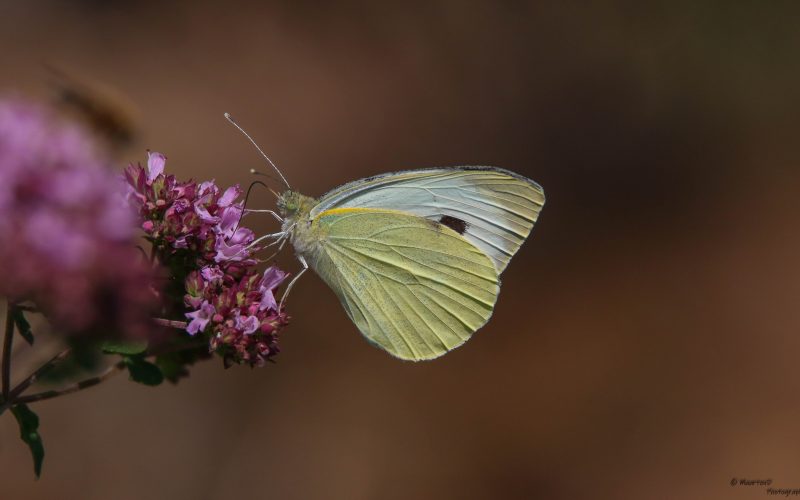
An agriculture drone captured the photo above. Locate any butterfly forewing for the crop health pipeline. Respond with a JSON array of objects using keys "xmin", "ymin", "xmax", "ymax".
[{"xmin": 310, "ymin": 167, "xmax": 545, "ymax": 273}]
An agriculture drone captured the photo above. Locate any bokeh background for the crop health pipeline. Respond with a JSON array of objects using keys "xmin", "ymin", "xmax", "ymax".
[{"xmin": 2, "ymin": 1, "xmax": 800, "ymax": 499}]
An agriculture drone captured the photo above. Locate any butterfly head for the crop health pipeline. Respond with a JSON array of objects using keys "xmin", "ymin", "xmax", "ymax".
[{"xmin": 277, "ymin": 191, "xmax": 316, "ymax": 219}]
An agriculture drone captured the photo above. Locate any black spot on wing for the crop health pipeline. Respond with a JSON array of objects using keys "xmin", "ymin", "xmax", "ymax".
[{"xmin": 439, "ymin": 215, "xmax": 469, "ymax": 235}]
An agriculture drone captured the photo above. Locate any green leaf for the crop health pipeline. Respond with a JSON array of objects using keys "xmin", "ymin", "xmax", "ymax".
[
  {"xmin": 11, "ymin": 308, "xmax": 34, "ymax": 345},
  {"xmin": 38, "ymin": 340, "xmax": 103, "ymax": 386},
  {"xmin": 11, "ymin": 404, "xmax": 44, "ymax": 478},
  {"xmin": 101, "ymin": 339, "xmax": 148, "ymax": 355},
  {"xmin": 124, "ymin": 357, "xmax": 164, "ymax": 386},
  {"xmin": 155, "ymin": 344, "xmax": 210, "ymax": 384},
  {"xmin": 155, "ymin": 354, "xmax": 188, "ymax": 384}
]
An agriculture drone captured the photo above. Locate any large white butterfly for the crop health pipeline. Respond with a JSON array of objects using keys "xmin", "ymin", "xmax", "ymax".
[{"xmin": 227, "ymin": 114, "xmax": 545, "ymax": 361}]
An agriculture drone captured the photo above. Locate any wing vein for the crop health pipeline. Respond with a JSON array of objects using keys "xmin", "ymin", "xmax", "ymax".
[{"xmin": 330, "ymin": 243, "xmax": 495, "ymax": 309}]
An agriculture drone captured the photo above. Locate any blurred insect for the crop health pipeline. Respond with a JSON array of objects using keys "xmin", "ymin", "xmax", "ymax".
[
  {"xmin": 226, "ymin": 113, "xmax": 545, "ymax": 361},
  {"xmin": 46, "ymin": 64, "xmax": 139, "ymax": 151}
]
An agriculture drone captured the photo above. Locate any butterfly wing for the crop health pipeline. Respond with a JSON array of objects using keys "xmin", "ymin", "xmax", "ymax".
[
  {"xmin": 310, "ymin": 167, "xmax": 545, "ymax": 273},
  {"xmin": 308, "ymin": 208, "xmax": 500, "ymax": 361}
]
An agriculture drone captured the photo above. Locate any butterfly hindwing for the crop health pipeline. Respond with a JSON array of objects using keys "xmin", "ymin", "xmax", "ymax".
[{"xmin": 307, "ymin": 208, "xmax": 500, "ymax": 361}]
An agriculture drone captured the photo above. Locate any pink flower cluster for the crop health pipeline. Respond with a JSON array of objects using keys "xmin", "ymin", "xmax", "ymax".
[
  {"xmin": 125, "ymin": 152, "xmax": 258, "ymax": 268},
  {"xmin": 0, "ymin": 98, "xmax": 154, "ymax": 334},
  {"xmin": 185, "ymin": 266, "xmax": 288, "ymax": 366},
  {"xmin": 125, "ymin": 153, "xmax": 290, "ymax": 366}
]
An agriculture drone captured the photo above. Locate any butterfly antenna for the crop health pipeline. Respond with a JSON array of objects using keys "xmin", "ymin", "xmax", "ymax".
[
  {"xmin": 249, "ymin": 168, "xmax": 282, "ymax": 196},
  {"xmin": 224, "ymin": 112, "xmax": 291, "ymax": 190}
]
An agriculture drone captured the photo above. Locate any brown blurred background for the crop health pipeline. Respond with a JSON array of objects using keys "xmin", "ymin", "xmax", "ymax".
[{"xmin": 2, "ymin": 1, "xmax": 800, "ymax": 499}]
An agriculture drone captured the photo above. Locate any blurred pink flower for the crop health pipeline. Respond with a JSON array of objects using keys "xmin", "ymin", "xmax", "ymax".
[{"xmin": 0, "ymin": 97, "xmax": 155, "ymax": 335}]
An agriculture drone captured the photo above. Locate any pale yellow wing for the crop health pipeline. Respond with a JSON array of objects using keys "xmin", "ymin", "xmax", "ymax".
[
  {"xmin": 310, "ymin": 167, "xmax": 545, "ymax": 273},
  {"xmin": 308, "ymin": 208, "xmax": 500, "ymax": 361}
]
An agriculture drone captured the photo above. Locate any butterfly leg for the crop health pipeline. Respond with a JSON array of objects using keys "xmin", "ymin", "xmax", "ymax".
[
  {"xmin": 245, "ymin": 209, "xmax": 283, "ymax": 223},
  {"xmin": 261, "ymin": 236, "xmax": 289, "ymax": 261},
  {"xmin": 279, "ymin": 254, "xmax": 308, "ymax": 310},
  {"xmin": 250, "ymin": 231, "xmax": 285, "ymax": 248},
  {"xmin": 273, "ymin": 222, "xmax": 295, "ymax": 253}
]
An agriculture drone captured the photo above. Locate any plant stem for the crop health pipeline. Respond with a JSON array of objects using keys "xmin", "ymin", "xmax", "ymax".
[
  {"xmin": 0, "ymin": 336, "xmax": 206, "ymax": 414},
  {"xmin": 2, "ymin": 303, "xmax": 14, "ymax": 400},
  {"xmin": 153, "ymin": 318, "xmax": 188, "ymax": 329},
  {"xmin": 10, "ymin": 349, "xmax": 72, "ymax": 399},
  {"xmin": 0, "ymin": 348, "xmax": 72, "ymax": 415},
  {"xmin": 10, "ymin": 332, "xmax": 205, "ymax": 406},
  {"xmin": 14, "ymin": 361, "xmax": 125, "ymax": 405},
  {"xmin": 0, "ymin": 319, "xmax": 206, "ymax": 414},
  {"xmin": 149, "ymin": 243, "xmax": 158, "ymax": 266}
]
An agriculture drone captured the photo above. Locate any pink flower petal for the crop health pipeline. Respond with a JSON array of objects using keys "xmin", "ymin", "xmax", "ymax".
[
  {"xmin": 218, "ymin": 185, "xmax": 241, "ymax": 207},
  {"xmin": 146, "ymin": 151, "xmax": 166, "ymax": 182}
]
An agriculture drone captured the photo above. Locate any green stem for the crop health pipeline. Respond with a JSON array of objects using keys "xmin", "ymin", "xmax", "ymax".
[
  {"xmin": 13, "ymin": 360, "xmax": 125, "ymax": 405},
  {"xmin": 149, "ymin": 243, "xmax": 159, "ymax": 267},
  {"xmin": 0, "ymin": 348, "xmax": 72, "ymax": 415},
  {"xmin": 10, "ymin": 336, "xmax": 205, "ymax": 406},
  {"xmin": 0, "ymin": 335, "xmax": 206, "ymax": 414},
  {"xmin": 2, "ymin": 303, "xmax": 14, "ymax": 399}
]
